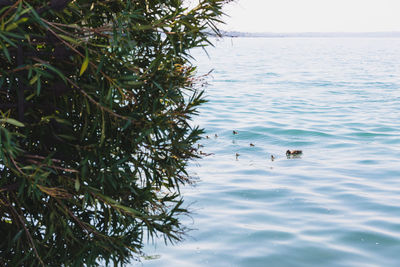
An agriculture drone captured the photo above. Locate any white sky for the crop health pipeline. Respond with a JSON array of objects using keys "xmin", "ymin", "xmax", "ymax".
[{"xmin": 222, "ymin": 0, "xmax": 400, "ymax": 32}]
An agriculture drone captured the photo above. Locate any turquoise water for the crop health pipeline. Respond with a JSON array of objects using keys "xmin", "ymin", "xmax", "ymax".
[{"xmin": 134, "ymin": 38, "xmax": 400, "ymax": 266}]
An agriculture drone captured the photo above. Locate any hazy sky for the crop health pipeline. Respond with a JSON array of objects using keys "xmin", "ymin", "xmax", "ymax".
[{"xmin": 222, "ymin": 0, "xmax": 400, "ymax": 32}]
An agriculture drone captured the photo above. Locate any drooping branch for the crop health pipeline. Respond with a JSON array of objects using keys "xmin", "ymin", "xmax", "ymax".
[{"xmin": 6, "ymin": 195, "xmax": 45, "ymax": 267}]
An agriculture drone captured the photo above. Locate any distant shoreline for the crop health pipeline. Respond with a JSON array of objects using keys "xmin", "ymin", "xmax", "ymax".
[{"xmin": 217, "ymin": 31, "xmax": 400, "ymax": 38}]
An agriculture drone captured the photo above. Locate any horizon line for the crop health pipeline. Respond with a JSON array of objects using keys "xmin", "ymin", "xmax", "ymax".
[
  {"xmin": 218, "ymin": 31, "xmax": 400, "ymax": 38},
  {"xmin": 223, "ymin": 30, "xmax": 400, "ymax": 33}
]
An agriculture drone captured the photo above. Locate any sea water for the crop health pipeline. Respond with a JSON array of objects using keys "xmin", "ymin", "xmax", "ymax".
[{"xmin": 133, "ymin": 37, "xmax": 400, "ymax": 266}]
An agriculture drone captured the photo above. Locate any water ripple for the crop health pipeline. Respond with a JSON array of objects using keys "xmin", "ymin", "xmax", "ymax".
[{"xmin": 137, "ymin": 38, "xmax": 400, "ymax": 267}]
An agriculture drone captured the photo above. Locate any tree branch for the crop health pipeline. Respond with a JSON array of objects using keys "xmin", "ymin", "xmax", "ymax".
[{"xmin": 7, "ymin": 195, "xmax": 45, "ymax": 267}]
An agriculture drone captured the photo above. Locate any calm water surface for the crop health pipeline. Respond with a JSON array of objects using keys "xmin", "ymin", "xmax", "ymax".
[{"xmin": 134, "ymin": 38, "xmax": 400, "ymax": 266}]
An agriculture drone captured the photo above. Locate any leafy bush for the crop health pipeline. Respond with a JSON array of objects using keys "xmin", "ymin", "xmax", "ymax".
[{"xmin": 0, "ymin": 0, "xmax": 227, "ymax": 265}]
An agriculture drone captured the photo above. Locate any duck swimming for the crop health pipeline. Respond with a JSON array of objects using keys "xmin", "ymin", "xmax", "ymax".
[
  {"xmin": 286, "ymin": 150, "xmax": 302, "ymax": 155},
  {"xmin": 286, "ymin": 150, "xmax": 302, "ymax": 158},
  {"xmin": 199, "ymin": 151, "xmax": 214, "ymax": 156}
]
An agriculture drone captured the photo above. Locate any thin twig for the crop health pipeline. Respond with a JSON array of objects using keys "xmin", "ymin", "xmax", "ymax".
[
  {"xmin": 25, "ymin": 159, "xmax": 79, "ymax": 173},
  {"xmin": 0, "ymin": 0, "xmax": 23, "ymax": 21},
  {"xmin": 24, "ymin": 154, "xmax": 63, "ymax": 163},
  {"xmin": 41, "ymin": 18, "xmax": 78, "ymax": 38},
  {"xmin": 42, "ymin": 19, "xmax": 112, "ymax": 35},
  {"xmin": 55, "ymin": 199, "xmax": 105, "ymax": 239},
  {"xmin": 42, "ymin": 18, "xmax": 140, "ymax": 103},
  {"xmin": 65, "ymin": 76, "xmax": 131, "ymax": 121},
  {"xmin": 7, "ymin": 195, "xmax": 45, "ymax": 267},
  {"xmin": 10, "ymin": 65, "xmax": 31, "ymax": 73},
  {"xmin": 31, "ymin": 56, "xmax": 131, "ymax": 121},
  {"xmin": 0, "ymin": 183, "xmax": 19, "ymax": 193},
  {"xmin": 10, "ymin": 155, "xmax": 26, "ymax": 176},
  {"xmin": 44, "ymin": 22, "xmax": 131, "ymax": 88}
]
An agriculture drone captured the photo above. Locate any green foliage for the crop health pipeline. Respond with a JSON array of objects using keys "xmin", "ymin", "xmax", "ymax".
[{"xmin": 0, "ymin": 0, "xmax": 228, "ymax": 265}]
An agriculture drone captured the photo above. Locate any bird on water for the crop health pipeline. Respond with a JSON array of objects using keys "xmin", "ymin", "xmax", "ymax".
[{"xmin": 286, "ymin": 150, "xmax": 302, "ymax": 158}]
